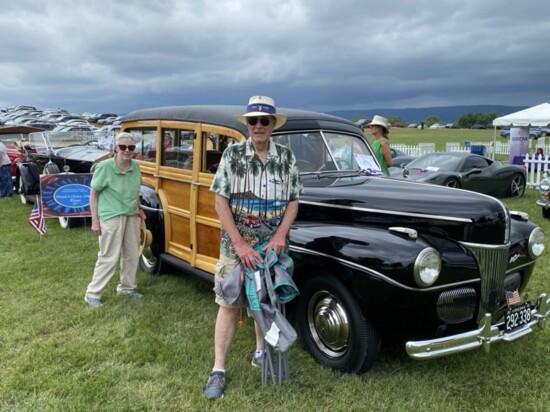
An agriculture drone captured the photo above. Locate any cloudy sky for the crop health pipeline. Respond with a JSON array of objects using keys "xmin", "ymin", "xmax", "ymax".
[{"xmin": 1, "ymin": 0, "xmax": 549, "ymax": 115}]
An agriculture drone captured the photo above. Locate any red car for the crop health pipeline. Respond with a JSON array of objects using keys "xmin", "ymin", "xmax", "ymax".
[{"xmin": 0, "ymin": 126, "xmax": 43, "ymax": 177}]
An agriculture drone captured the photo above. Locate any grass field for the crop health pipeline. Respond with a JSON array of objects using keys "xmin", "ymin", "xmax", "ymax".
[{"xmin": 1, "ymin": 141, "xmax": 549, "ymax": 410}]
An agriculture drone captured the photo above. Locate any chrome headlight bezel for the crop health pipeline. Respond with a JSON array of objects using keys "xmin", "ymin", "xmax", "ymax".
[
  {"xmin": 528, "ymin": 227, "xmax": 545, "ymax": 259},
  {"xmin": 538, "ymin": 178, "xmax": 550, "ymax": 191},
  {"xmin": 414, "ymin": 248, "xmax": 442, "ymax": 287}
]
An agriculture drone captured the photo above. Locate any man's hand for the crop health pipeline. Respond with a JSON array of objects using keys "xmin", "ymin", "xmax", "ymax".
[
  {"xmin": 234, "ymin": 239, "xmax": 262, "ymax": 269},
  {"xmin": 263, "ymin": 231, "xmax": 286, "ymax": 256}
]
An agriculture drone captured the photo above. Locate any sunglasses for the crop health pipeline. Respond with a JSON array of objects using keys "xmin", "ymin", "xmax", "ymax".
[
  {"xmin": 247, "ymin": 117, "xmax": 271, "ymax": 126},
  {"xmin": 118, "ymin": 144, "xmax": 136, "ymax": 151}
]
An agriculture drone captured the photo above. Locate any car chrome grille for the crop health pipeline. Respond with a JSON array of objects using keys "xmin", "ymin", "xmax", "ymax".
[
  {"xmin": 461, "ymin": 242, "xmax": 509, "ymax": 322},
  {"xmin": 437, "ymin": 287, "xmax": 477, "ymax": 323}
]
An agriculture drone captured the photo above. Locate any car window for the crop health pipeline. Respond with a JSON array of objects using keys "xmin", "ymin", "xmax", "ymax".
[
  {"xmin": 161, "ymin": 129, "xmax": 195, "ymax": 170},
  {"xmin": 461, "ymin": 156, "xmax": 489, "ymax": 171},
  {"xmin": 128, "ymin": 128, "xmax": 157, "ymax": 163},
  {"xmin": 272, "ymin": 132, "xmax": 378, "ymax": 172},
  {"xmin": 201, "ymin": 132, "xmax": 239, "ymax": 174}
]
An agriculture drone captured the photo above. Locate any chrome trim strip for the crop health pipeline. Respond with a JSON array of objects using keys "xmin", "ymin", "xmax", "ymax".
[
  {"xmin": 460, "ymin": 241, "xmax": 509, "ymax": 322},
  {"xmin": 289, "ymin": 245, "xmax": 479, "ymax": 292},
  {"xmin": 299, "ymin": 200, "xmax": 473, "ymax": 223}
]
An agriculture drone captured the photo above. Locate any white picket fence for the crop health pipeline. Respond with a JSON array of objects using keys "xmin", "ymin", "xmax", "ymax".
[
  {"xmin": 392, "ymin": 142, "xmax": 550, "ymax": 189},
  {"xmin": 523, "ymin": 154, "xmax": 550, "ymax": 188}
]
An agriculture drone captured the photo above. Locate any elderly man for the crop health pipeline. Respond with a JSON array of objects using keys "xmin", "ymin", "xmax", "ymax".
[{"xmin": 204, "ymin": 96, "xmax": 303, "ymax": 400}]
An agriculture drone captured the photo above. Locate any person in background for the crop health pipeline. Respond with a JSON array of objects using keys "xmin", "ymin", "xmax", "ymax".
[
  {"xmin": 204, "ymin": 96, "xmax": 303, "ymax": 400},
  {"xmin": 536, "ymin": 148, "xmax": 544, "ymax": 157},
  {"xmin": 84, "ymin": 132, "xmax": 146, "ymax": 307},
  {"xmin": 368, "ymin": 115, "xmax": 392, "ymax": 176},
  {"xmin": 0, "ymin": 141, "xmax": 13, "ymax": 197}
]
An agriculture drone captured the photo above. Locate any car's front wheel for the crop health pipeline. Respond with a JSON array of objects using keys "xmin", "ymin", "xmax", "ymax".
[
  {"xmin": 296, "ymin": 275, "xmax": 380, "ymax": 374},
  {"xmin": 443, "ymin": 177, "xmax": 460, "ymax": 188},
  {"xmin": 508, "ymin": 174, "xmax": 525, "ymax": 197}
]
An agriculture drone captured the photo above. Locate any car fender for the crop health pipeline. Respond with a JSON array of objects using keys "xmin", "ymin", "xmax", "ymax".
[
  {"xmin": 289, "ymin": 222, "xmax": 435, "ymax": 292},
  {"xmin": 140, "ymin": 184, "xmax": 165, "ymax": 255},
  {"xmin": 17, "ymin": 162, "xmax": 40, "ymax": 195}
]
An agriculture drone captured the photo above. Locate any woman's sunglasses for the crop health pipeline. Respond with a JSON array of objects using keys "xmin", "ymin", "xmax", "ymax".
[
  {"xmin": 247, "ymin": 117, "xmax": 271, "ymax": 126},
  {"xmin": 118, "ymin": 144, "xmax": 136, "ymax": 151}
]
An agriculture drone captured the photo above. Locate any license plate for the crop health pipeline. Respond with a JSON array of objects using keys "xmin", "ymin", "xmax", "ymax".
[{"xmin": 505, "ymin": 302, "xmax": 532, "ymax": 333}]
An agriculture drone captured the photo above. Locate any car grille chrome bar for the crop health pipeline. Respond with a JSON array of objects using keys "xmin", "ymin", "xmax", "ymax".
[{"xmin": 461, "ymin": 242, "xmax": 510, "ymax": 323}]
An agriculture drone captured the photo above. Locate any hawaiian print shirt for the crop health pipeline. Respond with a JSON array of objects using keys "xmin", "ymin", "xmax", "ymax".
[{"xmin": 210, "ymin": 138, "xmax": 303, "ymax": 258}]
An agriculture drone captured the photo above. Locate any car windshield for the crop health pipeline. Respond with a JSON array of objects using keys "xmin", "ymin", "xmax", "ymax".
[
  {"xmin": 0, "ymin": 134, "xmax": 25, "ymax": 145},
  {"xmin": 28, "ymin": 131, "xmax": 97, "ymax": 153},
  {"xmin": 407, "ymin": 154, "xmax": 463, "ymax": 172},
  {"xmin": 271, "ymin": 131, "xmax": 380, "ymax": 173}
]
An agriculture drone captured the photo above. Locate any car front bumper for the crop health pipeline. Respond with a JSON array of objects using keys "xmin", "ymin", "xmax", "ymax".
[{"xmin": 405, "ymin": 292, "xmax": 549, "ymax": 360}]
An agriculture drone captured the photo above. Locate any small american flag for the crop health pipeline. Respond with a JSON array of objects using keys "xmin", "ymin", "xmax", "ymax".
[
  {"xmin": 28, "ymin": 201, "xmax": 47, "ymax": 236},
  {"xmin": 506, "ymin": 290, "xmax": 521, "ymax": 306}
]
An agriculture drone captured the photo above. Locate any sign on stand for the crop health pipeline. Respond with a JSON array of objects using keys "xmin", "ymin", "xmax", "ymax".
[{"xmin": 40, "ymin": 173, "xmax": 92, "ymax": 218}]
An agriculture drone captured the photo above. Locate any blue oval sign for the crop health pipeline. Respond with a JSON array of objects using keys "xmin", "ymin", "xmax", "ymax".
[{"xmin": 53, "ymin": 184, "xmax": 91, "ymax": 208}]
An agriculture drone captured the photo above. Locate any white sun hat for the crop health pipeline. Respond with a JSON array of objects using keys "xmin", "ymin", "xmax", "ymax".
[{"xmin": 235, "ymin": 95, "xmax": 287, "ymax": 130}]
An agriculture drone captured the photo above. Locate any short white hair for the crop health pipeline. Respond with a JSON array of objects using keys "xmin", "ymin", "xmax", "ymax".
[{"xmin": 115, "ymin": 132, "xmax": 135, "ymax": 145}]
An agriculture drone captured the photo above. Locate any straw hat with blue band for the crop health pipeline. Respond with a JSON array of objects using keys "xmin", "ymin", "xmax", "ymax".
[{"xmin": 235, "ymin": 96, "xmax": 287, "ymax": 130}]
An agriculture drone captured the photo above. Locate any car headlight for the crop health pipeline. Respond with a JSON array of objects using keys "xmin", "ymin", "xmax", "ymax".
[
  {"xmin": 528, "ymin": 227, "xmax": 545, "ymax": 258},
  {"xmin": 414, "ymin": 248, "xmax": 442, "ymax": 287},
  {"xmin": 539, "ymin": 178, "xmax": 550, "ymax": 191}
]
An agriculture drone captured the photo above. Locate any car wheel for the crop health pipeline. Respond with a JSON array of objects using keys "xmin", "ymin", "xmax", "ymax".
[
  {"xmin": 542, "ymin": 208, "xmax": 550, "ymax": 219},
  {"xmin": 296, "ymin": 275, "xmax": 380, "ymax": 374},
  {"xmin": 443, "ymin": 178, "xmax": 460, "ymax": 188},
  {"xmin": 508, "ymin": 174, "xmax": 525, "ymax": 197}
]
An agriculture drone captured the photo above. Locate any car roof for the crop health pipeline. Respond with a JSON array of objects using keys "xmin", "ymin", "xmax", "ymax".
[{"xmin": 121, "ymin": 105, "xmax": 362, "ymax": 135}]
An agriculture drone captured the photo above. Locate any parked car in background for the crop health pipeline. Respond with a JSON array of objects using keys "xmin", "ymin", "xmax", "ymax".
[
  {"xmin": 536, "ymin": 176, "xmax": 550, "ymax": 218},
  {"xmin": 500, "ymin": 128, "xmax": 544, "ymax": 139},
  {"xmin": 429, "ymin": 123, "xmax": 445, "ymax": 129},
  {"xmin": 471, "ymin": 124, "xmax": 486, "ymax": 129},
  {"xmin": 393, "ymin": 152, "xmax": 526, "ymax": 197},
  {"xmin": 16, "ymin": 130, "xmax": 111, "ymax": 227},
  {"xmin": 390, "ymin": 147, "xmax": 416, "ymax": 168},
  {"xmin": 354, "ymin": 118, "xmax": 369, "ymax": 128},
  {"xmin": 445, "ymin": 123, "xmax": 457, "ymax": 128},
  {"xmin": 0, "ymin": 126, "xmax": 44, "ymax": 179},
  {"xmin": 119, "ymin": 105, "xmax": 548, "ymax": 374},
  {"xmin": 88, "ymin": 113, "xmax": 118, "ymax": 123},
  {"xmin": 407, "ymin": 123, "xmax": 418, "ymax": 128}
]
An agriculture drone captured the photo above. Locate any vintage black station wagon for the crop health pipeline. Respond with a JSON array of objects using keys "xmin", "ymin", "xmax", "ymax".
[{"xmin": 121, "ymin": 105, "xmax": 549, "ymax": 373}]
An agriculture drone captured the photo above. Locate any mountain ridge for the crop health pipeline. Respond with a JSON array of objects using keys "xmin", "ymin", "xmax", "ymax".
[{"xmin": 326, "ymin": 105, "xmax": 528, "ymax": 123}]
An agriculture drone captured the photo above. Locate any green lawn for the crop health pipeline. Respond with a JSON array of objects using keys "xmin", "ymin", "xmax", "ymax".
[{"xmin": 1, "ymin": 177, "xmax": 549, "ymax": 411}]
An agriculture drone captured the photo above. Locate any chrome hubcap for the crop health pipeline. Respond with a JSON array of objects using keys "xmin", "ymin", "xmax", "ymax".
[{"xmin": 307, "ymin": 290, "xmax": 350, "ymax": 358}]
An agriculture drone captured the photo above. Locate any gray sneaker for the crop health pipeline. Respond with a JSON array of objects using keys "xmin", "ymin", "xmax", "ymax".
[
  {"xmin": 251, "ymin": 351, "xmax": 264, "ymax": 368},
  {"xmin": 84, "ymin": 295, "xmax": 103, "ymax": 308},
  {"xmin": 204, "ymin": 371, "xmax": 225, "ymax": 400},
  {"xmin": 117, "ymin": 291, "xmax": 143, "ymax": 299}
]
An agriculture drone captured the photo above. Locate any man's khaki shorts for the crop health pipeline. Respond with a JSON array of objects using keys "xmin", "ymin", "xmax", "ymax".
[{"xmin": 214, "ymin": 255, "xmax": 246, "ymax": 309}]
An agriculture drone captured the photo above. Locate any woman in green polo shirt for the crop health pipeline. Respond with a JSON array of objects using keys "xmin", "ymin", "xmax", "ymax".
[{"xmin": 84, "ymin": 132, "xmax": 146, "ymax": 307}]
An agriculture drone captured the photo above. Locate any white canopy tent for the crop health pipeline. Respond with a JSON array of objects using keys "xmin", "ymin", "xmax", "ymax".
[
  {"xmin": 493, "ymin": 102, "xmax": 550, "ymax": 127},
  {"xmin": 490, "ymin": 103, "xmax": 550, "ymax": 159}
]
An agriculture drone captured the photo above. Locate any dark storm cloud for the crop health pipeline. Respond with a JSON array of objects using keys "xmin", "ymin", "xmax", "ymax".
[{"xmin": 0, "ymin": 0, "xmax": 549, "ymax": 114}]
